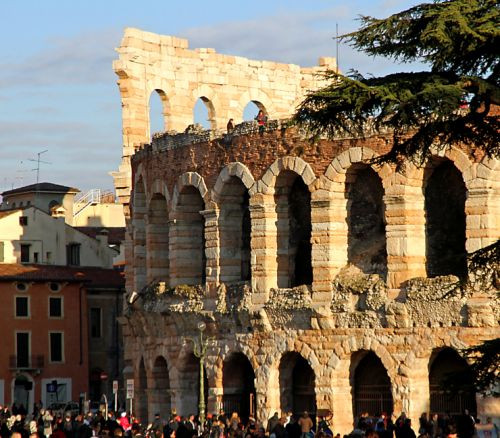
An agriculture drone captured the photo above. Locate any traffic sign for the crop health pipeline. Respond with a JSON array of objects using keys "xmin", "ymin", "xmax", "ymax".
[
  {"xmin": 126, "ymin": 379, "xmax": 134, "ymax": 399},
  {"xmin": 100, "ymin": 372, "xmax": 109, "ymax": 381},
  {"xmin": 113, "ymin": 380, "xmax": 119, "ymax": 394}
]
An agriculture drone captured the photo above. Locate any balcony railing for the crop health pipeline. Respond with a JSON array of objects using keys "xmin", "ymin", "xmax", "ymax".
[{"xmin": 9, "ymin": 355, "xmax": 44, "ymax": 370}]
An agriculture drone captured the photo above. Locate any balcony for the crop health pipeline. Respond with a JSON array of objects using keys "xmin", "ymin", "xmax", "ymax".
[{"xmin": 9, "ymin": 355, "xmax": 44, "ymax": 371}]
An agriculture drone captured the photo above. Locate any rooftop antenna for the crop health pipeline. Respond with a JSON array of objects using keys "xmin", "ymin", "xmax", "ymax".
[
  {"xmin": 336, "ymin": 22, "xmax": 340, "ymax": 74},
  {"xmin": 26, "ymin": 150, "xmax": 51, "ymax": 184}
]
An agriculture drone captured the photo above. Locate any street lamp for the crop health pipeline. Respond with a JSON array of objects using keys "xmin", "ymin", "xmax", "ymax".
[{"xmin": 183, "ymin": 321, "xmax": 213, "ymax": 429}]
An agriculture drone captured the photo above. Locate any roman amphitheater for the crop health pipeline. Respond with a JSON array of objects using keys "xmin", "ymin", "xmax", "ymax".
[{"xmin": 112, "ymin": 28, "xmax": 500, "ymax": 432}]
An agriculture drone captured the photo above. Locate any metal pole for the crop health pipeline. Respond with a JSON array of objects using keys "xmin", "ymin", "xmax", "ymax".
[
  {"xmin": 199, "ymin": 355, "xmax": 206, "ymax": 429},
  {"xmin": 102, "ymin": 394, "xmax": 108, "ymax": 419},
  {"xmin": 115, "ymin": 392, "xmax": 118, "ymax": 413}
]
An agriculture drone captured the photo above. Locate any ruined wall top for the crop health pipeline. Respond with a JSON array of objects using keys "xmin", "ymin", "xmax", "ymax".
[{"xmin": 112, "ymin": 27, "xmax": 336, "ymax": 203}]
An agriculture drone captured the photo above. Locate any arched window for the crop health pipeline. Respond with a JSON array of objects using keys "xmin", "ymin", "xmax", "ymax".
[
  {"xmin": 218, "ymin": 176, "xmax": 251, "ymax": 282},
  {"xmin": 193, "ymin": 97, "xmax": 216, "ymax": 130},
  {"xmin": 351, "ymin": 351, "xmax": 393, "ymax": 417},
  {"xmin": 171, "ymin": 186, "xmax": 206, "ymax": 286},
  {"xmin": 279, "ymin": 352, "xmax": 316, "ymax": 417},
  {"xmin": 149, "ymin": 89, "xmax": 168, "ymax": 139},
  {"xmin": 346, "ymin": 165, "xmax": 387, "ymax": 277},
  {"xmin": 222, "ymin": 353, "xmax": 256, "ymax": 422},
  {"xmin": 424, "ymin": 160, "xmax": 467, "ymax": 277},
  {"xmin": 429, "ymin": 348, "xmax": 476, "ymax": 416},
  {"xmin": 275, "ymin": 171, "xmax": 312, "ymax": 288},
  {"xmin": 147, "ymin": 194, "xmax": 169, "ymax": 284}
]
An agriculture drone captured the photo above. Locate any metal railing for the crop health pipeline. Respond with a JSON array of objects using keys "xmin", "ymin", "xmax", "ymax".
[{"xmin": 9, "ymin": 354, "xmax": 44, "ymax": 370}]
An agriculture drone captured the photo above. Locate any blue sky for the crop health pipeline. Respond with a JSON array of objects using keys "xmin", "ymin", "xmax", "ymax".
[{"xmin": 0, "ymin": 0, "xmax": 422, "ymax": 193}]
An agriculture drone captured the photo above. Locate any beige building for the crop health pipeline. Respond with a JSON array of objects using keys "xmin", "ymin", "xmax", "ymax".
[
  {"xmin": 112, "ymin": 29, "xmax": 500, "ymax": 431},
  {"xmin": 0, "ymin": 206, "xmax": 117, "ymax": 267}
]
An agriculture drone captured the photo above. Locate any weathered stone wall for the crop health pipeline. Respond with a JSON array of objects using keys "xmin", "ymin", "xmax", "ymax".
[{"xmin": 121, "ymin": 123, "xmax": 500, "ymax": 431}]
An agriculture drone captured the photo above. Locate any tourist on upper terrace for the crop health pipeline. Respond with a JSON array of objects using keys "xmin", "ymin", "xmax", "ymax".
[
  {"xmin": 255, "ymin": 110, "xmax": 267, "ymax": 135},
  {"xmin": 227, "ymin": 119, "xmax": 234, "ymax": 133}
]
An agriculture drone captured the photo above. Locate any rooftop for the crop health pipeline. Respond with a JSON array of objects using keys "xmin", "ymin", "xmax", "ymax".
[
  {"xmin": 2, "ymin": 182, "xmax": 80, "ymax": 197},
  {"xmin": 0, "ymin": 264, "xmax": 125, "ymax": 288}
]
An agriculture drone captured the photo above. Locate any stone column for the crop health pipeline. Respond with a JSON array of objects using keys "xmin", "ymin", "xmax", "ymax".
[
  {"xmin": 201, "ymin": 208, "xmax": 220, "ymax": 296},
  {"xmin": 254, "ymin": 366, "xmax": 279, "ymax": 425},
  {"xmin": 249, "ymin": 193, "xmax": 277, "ymax": 303},
  {"xmin": 404, "ymin": 357, "xmax": 430, "ymax": 427},
  {"xmin": 331, "ymin": 361, "xmax": 354, "ymax": 434},
  {"xmin": 465, "ymin": 187, "xmax": 499, "ymax": 252},
  {"xmin": 385, "ymin": 190, "xmax": 426, "ymax": 292},
  {"xmin": 310, "ymin": 191, "xmax": 338, "ymax": 304}
]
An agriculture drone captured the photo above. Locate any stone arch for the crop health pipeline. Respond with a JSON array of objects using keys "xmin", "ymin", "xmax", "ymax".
[
  {"xmin": 170, "ymin": 173, "xmax": 208, "ymax": 286},
  {"xmin": 319, "ymin": 148, "xmax": 392, "ymax": 282},
  {"xmin": 324, "ymin": 147, "xmax": 392, "ymax": 188},
  {"xmin": 147, "ymin": 181, "xmax": 170, "ymax": 284},
  {"xmin": 149, "ymin": 356, "xmax": 171, "ymax": 421},
  {"xmin": 253, "ymin": 156, "xmax": 316, "ymax": 196},
  {"xmin": 428, "ymin": 347, "xmax": 477, "ymax": 416},
  {"xmin": 278, "ymin": 351, "xmax": 317, "ymax": 416},
  {"xmin": 212, "ymin": 163, "xmax": 255, "ymax": 203},
  {"xmin": 191, "ymin": 85, "xmax": 220, "ymax": 130},
  {"xmin": 273, "ymin": 166, "xmax": 314, "ymax": 288},
  {"xmin": 147, "ymin": 88, "xmax": 171, "ymax": 137},
  {"xmin": 346, "ymin": 163, "xmax": 388, "ymax": 277},
  {"xmin": 215, "ymin": 175, "xmax": 252, "ymax": 283},
  {"xmin": 237, "ymin": 89, "xmax": 274, "ymax": 123},
  {"xmin": 171, "ymin": 172, "xmax": 209, "ymax": 210},
  {"xmin": 222, "ymin": 352, "xmax": 256, "ymax": 421},
  {"xmin": 423, "ymin": 157, "xmax": 467, "ymax": 277},
  {"xmin": 350, "ymin": 350, "xmax": 394, "ymax": 418},
  {"xmin": 132, "ymin": 172, "xmax": 147, "ymax": 292}
]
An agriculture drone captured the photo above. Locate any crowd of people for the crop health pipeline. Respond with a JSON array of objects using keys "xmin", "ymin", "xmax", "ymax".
[{"xmin": 0, "ymin": 404, "xmax": 497, "ymax": 438}]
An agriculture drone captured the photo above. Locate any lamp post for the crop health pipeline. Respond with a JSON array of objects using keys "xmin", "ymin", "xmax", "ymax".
[{"xmin": 184, "ymin": 321, "xmax": 213, "ymax": 429}]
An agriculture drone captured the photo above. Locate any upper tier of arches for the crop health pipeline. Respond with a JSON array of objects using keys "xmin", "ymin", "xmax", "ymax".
[{"xmin": 131, "ymin": 146, "xmax": 500, "ymax": 294}]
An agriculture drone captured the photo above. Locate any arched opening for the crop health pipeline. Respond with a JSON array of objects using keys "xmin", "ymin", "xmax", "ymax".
[
  {"xmin": 346, "ymin": 165, "xmax": 387, "ymax": 277},
  {"xmin": 147, "ymin": 193, "xmax": 169, "ymax": 284},
  {"xmin": 178, "ymin": 353, "xmax": 208, "ymax": 417},
  {"xmin": 151, "ymin": 356, "xmax": 171, "ymax": 420},
  {"xmin": 218, "ymin": 176, "xmax": 251, "ymax": 282},
  {"xmin": 275, "ymin": 171, "xmax": 312, "ymax": 288},
  {"xmin": 222, "ymin": 352, "xmax": 256, "ymax": 422},
  {"xmin": 133, "ymin": 179, "xmax": 147, "ymax": 292},
  {"xmin": 279, "ymin": 352, "xmax": 316, "ymax": 417},
  {"xmin": 172, "ymin": 186, "xmax": 206, "ymax": 286},
  {"xmin": 243, "ymin": 101, "xmax": 267, "ymax": 121},
  {"xmin": 193, "ymin": 97, "xmax": 216, "ymax": 130},
  {"xmin": 429, "ymin": 348, "xmax": 476, "ymax": 416},
  {"xmin": 351, "ymin": 351, "xmax": 393, "ymax": 417},
  {"xmin": 136, "ymin": 358, "xmax": 148, "ymax": 423},
  {"xmin": 149, "ymin": 89, "xmax": 168, "ymax": 139},
  {"xmin": 424, "ymin": 160, "xmax": 467, "ymax": 277}
]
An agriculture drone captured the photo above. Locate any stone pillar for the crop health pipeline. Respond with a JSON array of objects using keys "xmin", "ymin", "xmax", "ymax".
[
  {"xmin": 255, "ymin": 366, "xmax": 279, "ymax": 425},
  {"xmin": 331, "ymin": 361, "xmax": 354, "ymax": 434},
  {"xmin": 249, "ymin": 193, "xmax": 277, "ymax": 303},
  {"xmin": 465, "ymin": 187, "xmax": 499, "ymax": 252},
  {"xmin": 385, "ymin": 190, "xmax": 426, "ymax": 291},
  {"xmin": 133, "ymin": 216, "xmax": 147, "ymax": 292},
  {"xmin": 404, "ymin": 357, "xmax": 430, "ymax": 427},
  {"xmin": 201, "ymin": 208, "xmax": 220, "ymax": 296},
  {"xmin": 310, "ymin": 191, "xmax": 337, "ymax": 304}
]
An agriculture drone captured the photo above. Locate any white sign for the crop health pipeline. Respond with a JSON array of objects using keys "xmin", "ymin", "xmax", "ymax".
[
  {"xmin": 126, "ymin": 379, "xmax": 134, "ymax": 399},
  {"xmin": 112, "ymin": 380, "xmax": 119, "ymax": 394}
]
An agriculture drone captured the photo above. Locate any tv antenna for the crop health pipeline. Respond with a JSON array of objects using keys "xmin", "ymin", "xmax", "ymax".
[{"xmin": 25, "ymin": 150, "xmax": 51, "ymax": 184}]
